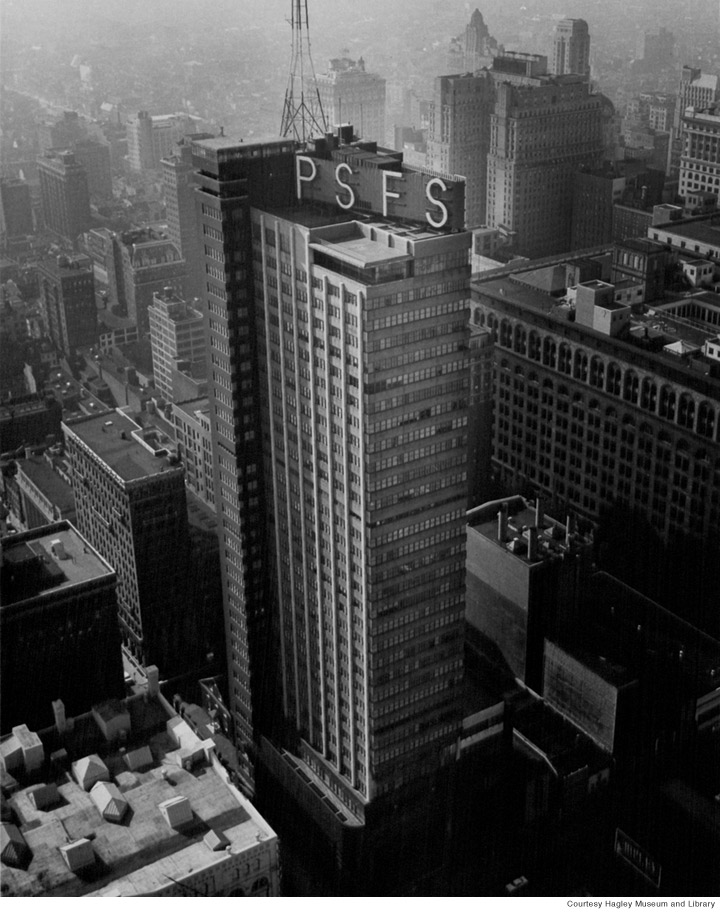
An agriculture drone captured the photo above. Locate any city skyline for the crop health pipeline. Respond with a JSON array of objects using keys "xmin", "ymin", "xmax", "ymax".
[{"xmin": 1, "ymin": 0, "xmax": 719, "ymax": 900}]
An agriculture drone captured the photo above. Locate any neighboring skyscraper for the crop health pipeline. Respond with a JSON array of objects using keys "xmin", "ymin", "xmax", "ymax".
[
  {"xmin": 1, "ymin": 521, "xmax": 123, "ymax": 730},
  {"xmin": 427, "ymin": 53, "xmax": 607, "ymax": 243},
  {"xmin": 316, "ymin": 57, "xmax": 386, "ymax": 142},
  {"xmin": 37, "ymin": 150, "xmax": 91, "ymax": 245},
  {"xmin": 486, "ymin": 55, "xmax": 606, "ymax": 257},
  {"xmin": 148, "ymin": 286, "xmax": 205, "ymax": 401},
  {"xmin": 38, "ymin": 254, "xmax": 97, "ymax": 356},
  {"xmin": 0, "ymin": 177, "xmax": 33, "ymax": 238},
  {"xmin": 678, "ymin": 105, "xmax": 720, "ymax": 201},
  {"xmin": 426, "ymin": 72, "xmax": 495, "ymax": 227},
  {"xmin": 552, "ymin": 18, "xmax": 591, "ymax": 78},
  {"xmin": 62, "ymin": 410, "xmax": 199, "ymax": 676}
]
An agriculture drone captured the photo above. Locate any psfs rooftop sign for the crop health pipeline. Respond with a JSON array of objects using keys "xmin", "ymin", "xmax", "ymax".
[{"xmin": 296, "ymin": 153, "xmax": 466, "ymax": 232}]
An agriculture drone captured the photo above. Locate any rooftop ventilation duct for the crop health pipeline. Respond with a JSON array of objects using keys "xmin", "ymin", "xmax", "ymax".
[
  {"xmin": 158, "ymin": 795, "xmax": 193, "ymax": 829},
  {"xmin": 60, "ymin": 838, "xmax": 94, "ymax": 872}
]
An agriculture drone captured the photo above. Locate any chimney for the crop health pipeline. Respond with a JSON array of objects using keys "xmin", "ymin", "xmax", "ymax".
[
  {"xmin": 52, "ymin": 699, "xmax": 66, "ymax": 734},
  {"xmin": 50, "ymin": 538, "xmax": 69, "ymax": 560},
  {"xmin": 146, "ymin": 665, "xmax": 160, "ymax": 698},
  {"xmin": 527, "ymin": 526, "xmax": 539, "ymax": 562},
  {"xmin": 497, "ymin": 502, "xmax": 509, "ymax": 541},
  {"xmin": 566, "ymin": 514, "xmax": 575, "ymax": 547},
  {"xmin": 535, "ymin": 497, "xmax": 544, "ymax": 528}
]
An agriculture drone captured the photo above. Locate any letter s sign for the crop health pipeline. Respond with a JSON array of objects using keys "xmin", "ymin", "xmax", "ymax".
[
  {"xmin": 425, "ymin": 178, "xmax": 449, "ymax": 229},
  {"xmin": 335, "ymin": 163, "xmax": 355, "ymax": 210}
]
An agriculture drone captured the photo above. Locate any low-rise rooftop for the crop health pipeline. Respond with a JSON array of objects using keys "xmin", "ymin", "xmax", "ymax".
[
  {"xmin": 63, "ymin": 411, "xmax": 180, "ymax": 483},
  {"xmin": 1, "ymin": 522, "xmax": 113, "ymax": 607},
  {"xmin": 0, "ymin": 693, "xmax": 277, "ymax": 897},
  {"xmin": 467, "ymin": 496, "xmax": 591, "ymax": 566}
]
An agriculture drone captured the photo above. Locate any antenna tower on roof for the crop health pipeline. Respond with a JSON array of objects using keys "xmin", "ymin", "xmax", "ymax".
[{"xmin": 280, "ymin": 0, "xmax": 328, "ymax": 144}]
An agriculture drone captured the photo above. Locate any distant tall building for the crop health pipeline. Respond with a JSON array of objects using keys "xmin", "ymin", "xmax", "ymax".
[
  {"xmin": 552, "ymin": 19, "xmax": 590, "ymax": 78},
  {"xmin": 427, "ymin": 53, "xmax": 606, "ymax": 244},
  {"xmin": 571, "ymin": 162, "xmax": 664, "ymax": 249},
  {"xmin": 72, "ymin": 138, "xmax": 113, "ymax": 201},
  {"xmin": 678, "ymin": 105, "xmax": 720, "ymax": 201},
  {"xmin": 127, "ymin": 111, "xmax": 204, "ymax": 171},
  {"xmin": 37, "ymin": 150, "xmax": 91, "ymax": 245},
  {"xmin": 0, "ymin": 394, "xmax": 63, "ymax": 453},
  {"xmin": 668, "ymin": 68, "xmax": 720, "ymax": 176},
  {"xmin": 426, "ymin": 72, "xmax": 496, "ymax": 227},
  {"xmin": 37, "ymin": 254, "xmax": 97, "ymax": 356},
  {"xmin": 12, "ymin": 450, "xmax": 76, "ymax": 532},
  {"xmin": 1, "ymin": 521, "xmax": 123, "ymax": 730},
  {"xmin": 37, "ymin": 110, "xmax": 86, "ymax": 153},
  {"xmin": 446, "ymin": 8, "xmax": 502, "ymax": 73},
  {"xmin": 0, "ymin": 177, "xmax": 33, "ymax": 238},
  {"xmin": 486, "ymin": 56, "xmax": 606, "ymax": 256},
  {"xmin": 148, "ymin": 286, "xmax": 205, "ymax": 401},
  {"xmin": 63, "ymin": 410, "xmax": 198, "ymax": 676},
  {"xmin": 316, "ymin": 58, "xmax": 386, "ymax": 142},
  {"xmin": 161, "ymin": 135, "xmax": 213, "ymax": 302},
  {"xmin": 636, "ymin": 27, "xmax": 675, "ymax": 70}
]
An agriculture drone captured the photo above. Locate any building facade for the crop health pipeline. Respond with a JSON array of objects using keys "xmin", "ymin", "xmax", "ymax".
[
  {"xmin": 172, "ymin": 397, "xmax": 215, "ymax": 509},
  {"xmin": 252, "ymin": 202, "xmax": 471, "ymax": 803},
  {"xmin": 470, "ymin": 257, "xmax": 720, "ymax": 549}
]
